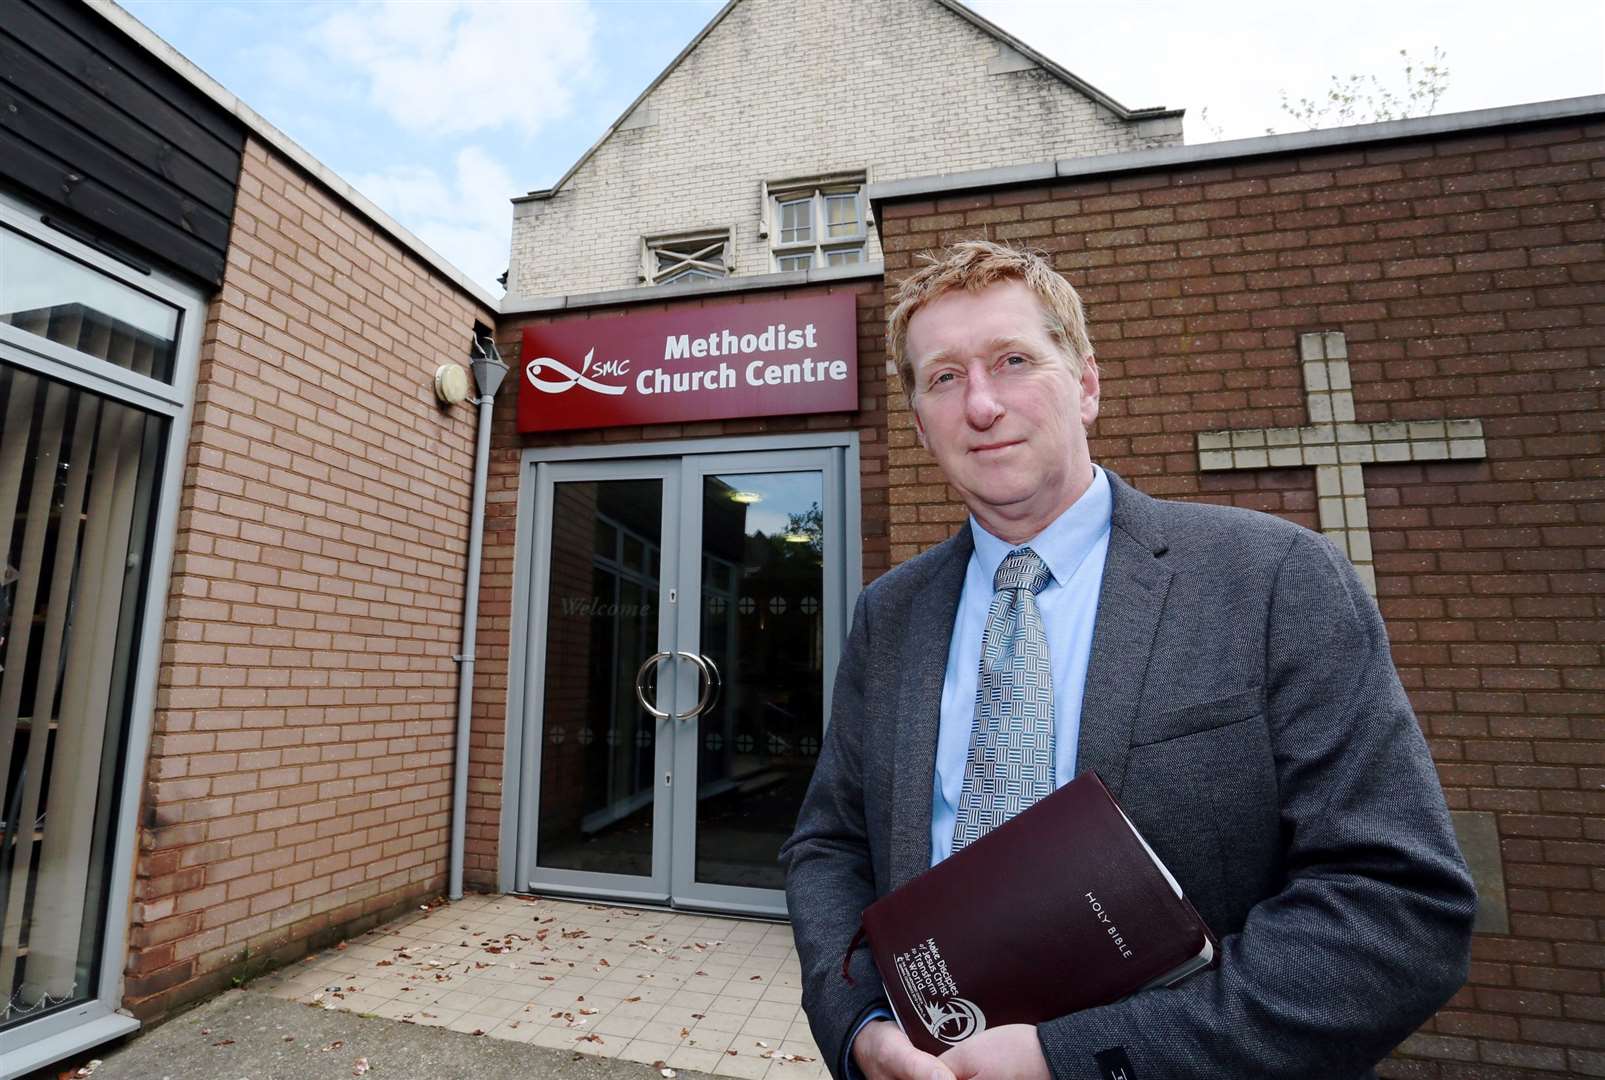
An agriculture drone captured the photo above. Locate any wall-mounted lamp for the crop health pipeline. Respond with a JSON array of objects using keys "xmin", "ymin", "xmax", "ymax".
[{"xmin": 435, "ymin": 363, "xmax": 472, "ymax": 405}]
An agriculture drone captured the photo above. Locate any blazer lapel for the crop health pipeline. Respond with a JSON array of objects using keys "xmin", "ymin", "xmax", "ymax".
[
  {"xmin": 889, "ymin": 524, "xmax": 972, "ymax": 890},
  {"xmin": 1077, "ymin": 473, "xmax": 1173, "ymax": 802}
]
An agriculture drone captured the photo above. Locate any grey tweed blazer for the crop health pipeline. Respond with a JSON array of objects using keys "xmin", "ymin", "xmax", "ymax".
[{"xmin": 780, "ymin": 470, "xmax": 1475, "ymax": 1079}]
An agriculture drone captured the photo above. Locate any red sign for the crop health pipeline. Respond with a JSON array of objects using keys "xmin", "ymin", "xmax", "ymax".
[{"xmin": 517, "ymin": 293, "xmax": 858, "ymax": 432}]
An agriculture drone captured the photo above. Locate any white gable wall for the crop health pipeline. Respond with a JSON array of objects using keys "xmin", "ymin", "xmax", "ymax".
[{"xmin": 507, "ymin": 0, "xmax": 1181, "ymax": 300}]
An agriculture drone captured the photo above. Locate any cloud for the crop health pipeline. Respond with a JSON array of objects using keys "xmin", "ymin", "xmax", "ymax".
[
  {"xmin": 972, "ymin": 0, "xmax": 1605, "ymax": 142},
  {"xmin": 315, "ymin": 0, "xmax": 597, "ymax": 137},
  {"xmin": 350, "ymin": 146, "xmax": 517, "ymax": 294}
]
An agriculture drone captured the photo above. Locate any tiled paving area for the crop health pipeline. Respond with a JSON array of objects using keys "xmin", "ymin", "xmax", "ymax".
[{"xmin": 258, "ymin": 894, "xmax": 827, "ymax": 1078}]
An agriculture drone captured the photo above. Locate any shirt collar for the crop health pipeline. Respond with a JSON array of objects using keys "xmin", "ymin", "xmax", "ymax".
[{"xmin": 970, "ymin": 465, "xmax": 1112, "ymax": 590}]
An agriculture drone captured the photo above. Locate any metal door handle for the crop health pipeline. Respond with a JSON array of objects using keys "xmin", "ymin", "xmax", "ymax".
[
  {"xmin": 674, "ymin": 651, "xmax": 716, "ymax": 721},
  {"xmin": 634, "ymin": 651, "xmax": 672, "ymax": 719},
  {"xmin": 699, "ymin": 652, "xmax": 722, "ymax": 713}
]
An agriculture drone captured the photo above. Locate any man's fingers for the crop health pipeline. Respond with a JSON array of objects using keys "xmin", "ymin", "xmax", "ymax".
[
  {"xmin": 938, "ymin": 1038, "xmax": 978, "ymax": 1077},
  {"xmin": 854, "ymin": 1019, "xmax": 958, "ymax": 1080}
]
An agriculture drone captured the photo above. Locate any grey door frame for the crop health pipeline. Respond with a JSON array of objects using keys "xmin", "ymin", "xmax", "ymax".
[
  {"xmin": 670, "ymin": 447, "xmax": 844, "ymax": 917},
  {"xmin": 512, "ymin": 455, "xmax": 682, "ymax": 906},
  {"xmin": 501, "ymin": 433, "xmax": 861, "ymax": 918}
]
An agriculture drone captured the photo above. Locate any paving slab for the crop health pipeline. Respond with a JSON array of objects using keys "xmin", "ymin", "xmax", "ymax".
[{"xmin": 34, "ymin": 989, "xmax": 718, "ymax": 1080}]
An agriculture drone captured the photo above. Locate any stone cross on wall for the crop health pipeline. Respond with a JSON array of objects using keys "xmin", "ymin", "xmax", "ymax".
[{"xmin": 1195, "ymin": 331, "xmax": 1487, "ymax": 597}]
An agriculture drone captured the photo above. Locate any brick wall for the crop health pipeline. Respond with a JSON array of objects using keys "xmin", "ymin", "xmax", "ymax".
[
  {"xmin": 507, "ymin": 0, "xmax": 1180, "ymax": 299},
  {"xmin": 126, "ymin": 136, "xmax": 495, "ymax": 1019},
  {"xmin": 468, "ymin": 279, "xmax": 888, "ymax": 886},
  {"xmin": 875, "ymin": 118, "xmax": 1604, "ymax": 1077}
]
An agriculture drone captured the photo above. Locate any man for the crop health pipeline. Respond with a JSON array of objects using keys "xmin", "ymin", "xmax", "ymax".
[{"xmin": 779, "ymin": 241, "xmax": 1476, "ymax": 1080}]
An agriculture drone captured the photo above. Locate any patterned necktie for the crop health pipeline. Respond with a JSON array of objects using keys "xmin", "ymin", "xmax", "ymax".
[{"xmin": 952, "ymin": 547, "xmax": 1055, "ymax": 854}]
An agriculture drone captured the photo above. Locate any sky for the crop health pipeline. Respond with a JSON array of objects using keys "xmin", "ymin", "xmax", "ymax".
[{"xmin": 119, "ymin": 0, "xmax": 1605, "ymax": 298}]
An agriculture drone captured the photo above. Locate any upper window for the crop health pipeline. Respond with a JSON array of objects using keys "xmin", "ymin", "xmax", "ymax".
[
  {"xmin": 642, "ymin": 230, "xmax": 731, "ymax": 286},
  {"xmin": 764, "ymin": 177, "xmax": 868, "ymax": 272},
  {"xmin": 0, "ymin": 226, "xmax": 182, "ymax": 383}
]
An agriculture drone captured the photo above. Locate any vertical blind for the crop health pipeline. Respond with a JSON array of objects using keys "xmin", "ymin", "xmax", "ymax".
[{"xmin": 0, "ymin": 303, "xmax": 165, "ymax": 1025}]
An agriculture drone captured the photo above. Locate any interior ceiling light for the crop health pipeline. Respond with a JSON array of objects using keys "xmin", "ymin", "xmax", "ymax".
[{"xmin": 730, "ymin": 491, "xmax": 762, "ymax": 504}]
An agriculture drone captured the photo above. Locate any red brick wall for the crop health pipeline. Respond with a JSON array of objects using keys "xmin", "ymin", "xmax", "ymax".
[
  {"xmin": 876, "ymin": 118, "xmax": 1604, "ymax": 1077},
  {"xmin": 468, "ymin": 280, "xmax": 887, "ymax": 886},
  {"xmin": 127, "ymin": 137, "xmax": 495, "ymax": 1019}
]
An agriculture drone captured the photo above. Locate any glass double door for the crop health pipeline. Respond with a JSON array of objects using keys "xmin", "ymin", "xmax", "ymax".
[{"xmin": 518, "ymin": 448, "xmax": 849, "ymax": 917}]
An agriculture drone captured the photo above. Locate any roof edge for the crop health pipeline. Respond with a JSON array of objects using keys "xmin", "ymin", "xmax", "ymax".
[
  {"xmin": 932, "ymin": 0, "xmax": 1180, "ymax": 121},
  {"xmin": 89, "ymin": 0, "xmax": 500, "ymax": 312},
  {"xmin": 514, "ymin": 0, "xmax": 743, "ymax": 205},
  {"xmin": 868, "ymin": 95, "xmax": 1605, "ymax": 203},
  {"xmin": 512, "ymin": 0, "xmax": 1183, "ymax": 207}
]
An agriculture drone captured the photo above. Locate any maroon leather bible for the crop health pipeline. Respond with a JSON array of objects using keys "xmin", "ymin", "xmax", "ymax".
[{"xmin": 859, "ymin": 772, "xmax": 1217, "ymax": 1055}]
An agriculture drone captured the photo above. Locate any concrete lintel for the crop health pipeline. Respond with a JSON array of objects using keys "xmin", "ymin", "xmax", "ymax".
[{"xmin": 500, "ymin": 262, "xmax": 884, "ymax": 316}]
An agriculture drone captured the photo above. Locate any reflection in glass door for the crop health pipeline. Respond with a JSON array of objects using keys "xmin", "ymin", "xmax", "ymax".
[
  {"xmin": 689, "ymin": 471, "xmax": 824, "ymax": 895},
  {"xmin": 522, "ymin": 445, "xmax": 851, "ymax": 917},
  {"xmin": 525, "ymin": 465, "xmax": 678, "ymax": 902}
]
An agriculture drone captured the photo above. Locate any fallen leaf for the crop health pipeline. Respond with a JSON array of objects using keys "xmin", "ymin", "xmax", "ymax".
[
  {"xmin": 624, "ymin": 996, "xmax": 641, "ymax": 1003},
  {"xmin": 680, "ymin": 1027, "xmax": 690, "ymax": 1038},
  {"xmin": 376, "ymin": 960, "xmax": 393, "ymax": 967},
  {"xmin": 750, "ymin": 975, "xmax": 762, "ymax": 981},
  {"xmin": 472, "ymin": 1029, "xmax": 486, "ymax": 1036},
  {"xmin": 353, "ymin": 1057, "xmax": 370, "ymax": 1076},
  {"xmin": 321, "ymin": 1040, "xmax": 345, "ymax": 1052},
  {"xmin": 576, "ymin": 1033, "xmax": 605, "ymax": 1044},
  {"xmin": 212, "ymin": 1039, "xmax": 235, "ymax": 1047}
]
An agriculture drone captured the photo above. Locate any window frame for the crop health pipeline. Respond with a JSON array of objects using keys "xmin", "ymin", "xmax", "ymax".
[
  {"xmin": 0, "ymin": 190, "xmax": 205, "ymax": 1071},
  {"xmin": 761, "ymin": 176, "xmax": 870, "ymax": 273},
  {"xmin": 641, "ymin": 229, "xmax": 733, "ymax": 286}
]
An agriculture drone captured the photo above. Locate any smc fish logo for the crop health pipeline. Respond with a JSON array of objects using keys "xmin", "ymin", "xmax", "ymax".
[{"xmin": 525, "ymin": 347, "xmax": 628, "ymax": 396}]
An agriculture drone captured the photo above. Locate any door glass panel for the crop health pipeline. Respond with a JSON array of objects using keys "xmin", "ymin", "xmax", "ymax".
[
  {"xmin": 537, "ymin": 479, "xmax": 662, "ymax": 877},
  {"xmin": 695, "ymin": 471, "xmax": 825, "ymax": 890}
]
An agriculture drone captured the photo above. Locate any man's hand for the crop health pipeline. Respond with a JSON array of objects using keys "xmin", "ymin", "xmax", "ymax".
[
  {"xmin": 938, "ymin": 1024, "xmax": 1051, "ymax": 1080},
  {"xmin": 852, "ymin": 1019, "xmax": 958, "ymax": 1080}
]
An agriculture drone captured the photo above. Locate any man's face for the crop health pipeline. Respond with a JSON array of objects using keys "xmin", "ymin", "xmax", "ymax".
[{"xmin": 906, "ymin": 279, "xmax": 1099, "ymax": 541}]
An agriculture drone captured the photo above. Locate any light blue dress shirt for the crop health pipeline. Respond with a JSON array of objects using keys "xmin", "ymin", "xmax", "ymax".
[
  {"xmin": 930, "ymin": 464, "xmax": 1112, "ymax": 864},
  {"xmin": 843, "ymin": 466, "xmax": 1112, "ymax": 1076}
]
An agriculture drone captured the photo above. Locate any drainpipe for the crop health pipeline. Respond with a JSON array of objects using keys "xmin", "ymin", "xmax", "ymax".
[{"xmin": 450, "ymin": 335, "xmax": 507, "ymax": 901}]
